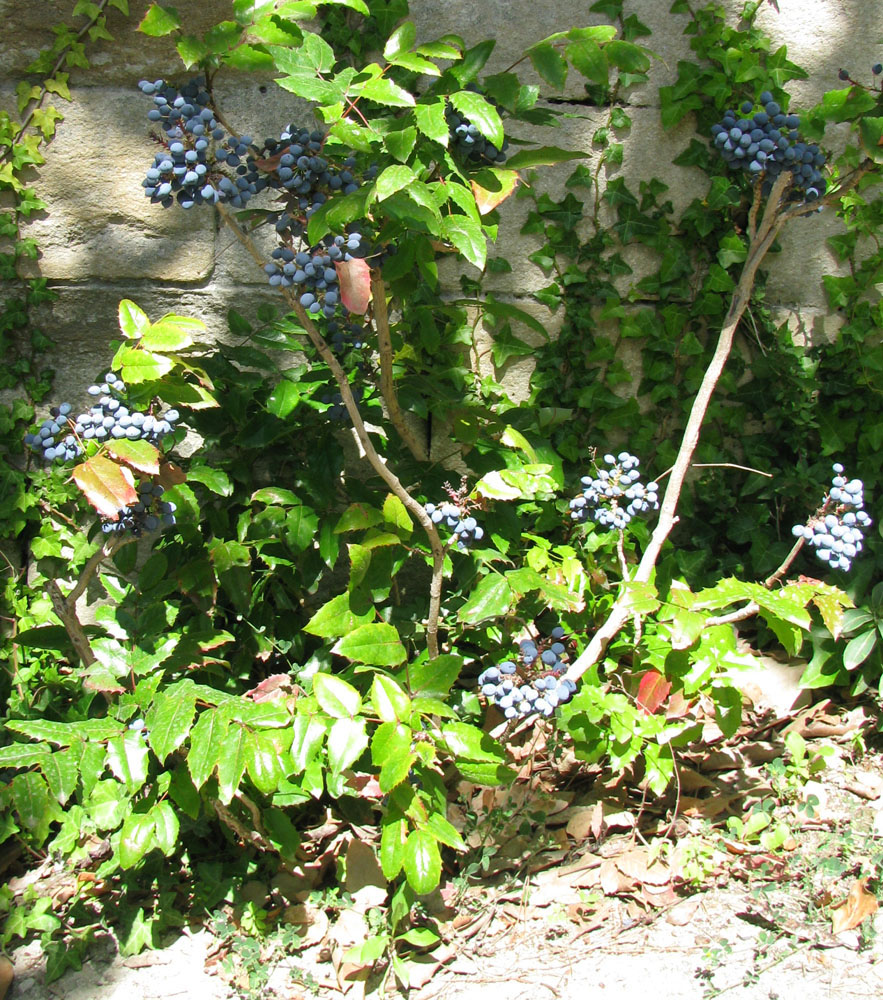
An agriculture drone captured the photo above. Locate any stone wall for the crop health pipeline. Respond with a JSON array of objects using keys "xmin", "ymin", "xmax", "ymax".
[{"xmin": 2, "ymin": 0, "xmax": 882, "ymax": 405}]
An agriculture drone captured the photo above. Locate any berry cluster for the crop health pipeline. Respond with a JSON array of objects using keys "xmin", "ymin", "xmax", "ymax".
[
  {"xmin": 791, "ymin": 463, "xmax": 872, "ymax": 572},
  {"xmin": 710, "ymin": 91, "xmax": 827, "ymax": 201},
  {"xmin": 445, "ymin": 102, "xmax": 508, "ymax": 165},
  {"xmin": 25, "ymin": 374, "xmax": 179, "ymax": 464},
  {"xmin": 101, "ymin": 483, "xmax": 176, "ymax": 537},
  {"xmin": 424, "ymin": 501, "xmax": 485, "ymax": 550},
  {"xmin": 569, "ymin": 453, "xmax": 659, "ymax": 530},
  {"xmin": 478, "ymin": 627, "xmax": 577, "ymax": 721},
  {"xmin": 139, "ymin": 77, "xmax": 254, "ymax": 210},
  {"xmin": 326, "ymin": 318, "xmax": 367, "ymax": 354},
  {"xmin": 264, "ymin": 232, "xmax": 368, "ymax": 317}
]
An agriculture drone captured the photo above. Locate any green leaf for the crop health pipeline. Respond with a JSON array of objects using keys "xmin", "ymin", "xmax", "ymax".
[
  {"xmin": 527, "ymin": 41, "xmax": 568, "ymax": 89},
  {"xmin": 566, "ymin": 39, "xmax": 608, "ymax": 83},
  {"xmin": 334, "ymin": 623, "xmax": 407, "ymax": 666},
  {"xmin": 217, "ymin": 725, "xmax": 247, "ymax": 804},
  {"xmin": 402, "ymin": 655, "xmax": 462, "ymax": 698},
  {"xmin": 844, "ymin": 629, "xmax": 877, "ymax": 671},
  {"xmin": 326, "ymin": 717, "xmax": 368, "ymax": 775},
  {"xmin": 6, "ymin": 718, "xmax": 121, "ymax": 744},
  {"xmin": 371, "ymin": 674, "xmax": 411, "ymax": 723},
  {"xmin": 285, "ymin": 504, "xmax": 319, "ymax": 551},
  {"xmin": 441, "ymin": 215, "xmax": 486, "ymax": 270},
  {"xmin": 371, "ymin": 721, "xmax": 412, "ymax": 767},
  {"xmin": 380, "ymin": 814, "xmax": 408, "ymax": 879},
  {"xmin": 606, "ymin": 39, "xmax": 651, "ymax": 73},
  {"xmin": 712, "ymin": 684, "xmax": 743, "ymax": 739},
  {"xmin": 450, "ymin": 90, "xmax": 504, "ymax": 148},
  {"xmin": 441, "ymin": 722, "xmax": 508, "ymax": 762},
  {"xmin": 859, "ymin": 116, "xmax": 883, "ymax": 162},
  {"xmin": 383, "ymin": 20, "xmax": 415, "ymax": 61},
  {"xmin": 137, "ymin": 3, "xmax": 181, "ymax": 35},
  {"xmin": 147, "ymin": 684, "xmax": 197, "ymax": 763},
  {"xmin": 104, "ymin": 438, "xmax": 161, "ymax": 475},
  {"xmin": 504, "ymin": 146, "xmax": 587, "ymax": 170},
  {"xmin": 458, "ymin": 575, "xmax": 512, "ymax": 624},
  {"xmin": 360, "ymin": 76, "xmax": 415, "ymax": 107},
  {"xmin": 12, "ymin": 771, "xmax": 50, "ymax": 833},
  {"xmin": 414, "ymin": 100, "xmax": 449, "ymax": 144},
  {"xmin": 383, "ymin": 493, "xmax": 413, "ymax": 535},
  {"xmin": 118, "ymin": 812, "xmax": 156, "ymax": 868},
  {"xmin": 374, "ymin": 164, "xmax": 416, "ymax": 201},
  {"xmin": 187, "ymin": 708, "xmax": 228, "ymax": 789},
  {"xmin": 149, "ymin": 801, "xmax": 180, "ymax": 855},
  {"xmin": 313, "ymin": 672, "xmax": 363, "ymax": 718},
  {"xmin": 187, "ymin": 465, "xmax": 233, "ymax": 496},
  {"xmin": 267, "ymin": 378, "xmax": 300, "ymax": 418},
  {"xmin": 141, "ymin": 316, "xmax": 198, "ymax": 351},
  {"xmin": 304, "ymin": 592, "xmax": 375, "ymax": 639},
  {"xmin": 403, "ymin": 829, "xmax": 441, "ymax": 894},
  {"xmin": 118, "ymin": 299, "xmax": 151, "ymax": 339},
  {"xmin": 454, "ymin": 759, "xmax": 516, "ymax": 785},
  {"xmin": 105, "ymin": 732, "xmax": 149, "ymax": 793},
  {"xmin": 0, "ymin": 744, "xmax": 50, "ymax": 768},
  {"xmin": 423, "ymin": 811, "xmax": 465, "ymax": 851},
  {"xmin": 40, "ymin": 750, "xmax": 79, "ymax": 806},
  {"xmin": 86, "ymin": 780, "xmax": 128, "ymax": 830},
  {"xmin": 245, "ymin": 731, "xmax": 285, "ymax": 795},
  {"xmin": 290, "ymin": 714, "xmax": 327, "ymax": 771}
]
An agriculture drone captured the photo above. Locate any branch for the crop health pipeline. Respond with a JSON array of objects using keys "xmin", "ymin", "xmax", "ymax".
[
  {"xmin": 370, "ymin": 269, "xmax": 429, "ymax": 462},
  {"xmin": 564, "ymin": 172, "xmax": 793, "ymax": 684},
  {"xmin": 215, "ymin": 203, "xmax": 446, "ymax": 657},
  {"xmin": 46, "ymin": 580, "xmax": 96, "ymax": 667}
]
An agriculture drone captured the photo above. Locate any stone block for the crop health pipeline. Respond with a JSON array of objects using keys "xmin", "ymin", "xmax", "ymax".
[{"xmin": 15, "ymin": 87, "xmax": 215, "ymax": 282}]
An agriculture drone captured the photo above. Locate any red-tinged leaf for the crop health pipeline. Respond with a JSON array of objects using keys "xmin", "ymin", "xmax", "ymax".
[
  {"xmin": 336, "ymin": 257, "xmax": 372, "ymax": 314},
  {"xmin": 636, "ymin": 670, "xmax": 671, "ymax": 715},
  {"xmin": 72, "ymin": 457, "xmax": 137, "ymax": 519},
  {"xmin": 470, "ymin": 169, "xmax": 520, "ymax": 214},
  {"xmin": 104, "ymin": 439, "xmax": 160, "ymax": 475}
]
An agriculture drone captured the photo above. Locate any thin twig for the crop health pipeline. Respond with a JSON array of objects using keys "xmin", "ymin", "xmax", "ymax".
[
  {"xmin": 371, "ymin": 269, "xmax": 429, "ymax": 462},
  {"xmin": 763, "ymin": 537, "xmax": 804, "ymax": 588},
  {"xmin": 215, "ymin": 203, "xmax": 446, "ymax": 657}
]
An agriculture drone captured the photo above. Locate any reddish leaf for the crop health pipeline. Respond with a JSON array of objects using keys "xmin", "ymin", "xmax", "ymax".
[
  {"xmin": 471, "ymin": 169, "xmax": 520, "ymax": 214},
  {"xmin": 336, "ymin": 257, "xmax": 372, "ymax": 314},
  {"xmin": 636, "ymin": 670, "xmax": 671, "ymax": 715},
  {"xmin": 105, "ymin": 438, "xmax": 161, "ymax": 475},
  {"xmin": 831, "ymin": 878, "xmax": 879, "ymax": 934},
  {"xmin": 72, "ymin": 457, "xmax": 137, "ymax": 519}
]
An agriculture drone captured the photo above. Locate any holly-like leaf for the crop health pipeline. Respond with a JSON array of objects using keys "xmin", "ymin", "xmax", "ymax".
[
  {"xmin": 504, "ymin": 146, "xmax": 587, "ymax": 170},
  {"xmin": 118, "ymin": 299, "xmax": 151, "ymax": 339},
  {"xmin": 72, "ymin": 456, "xmax": 137, "ymax": 519},
  {"xmin": 105, "ymin": 732, "xmax": 149, "ymax": 793},
  {"xmin": 326, "ymin": 717, "xmax": 368, "ymax": 775},
  {"xmin": 304, "ymin": 592, "xmax": 375, "ymax": 639},
  {"xmin": 380, "ymin": 814, "xmax": 408, "ymax": 879},
  {"xmin": 440, "ymin": 215, "xmax": 486, "ymax": 270},
  {"xmin": 104, "ymin": 439, "xmax": 160, "ymax": 475},
  {"xmin": 336, "ymin": 257, "xmax": 372, "ymax": 314},
  {"xmin": 137, "ymin": 3, "xmax": 181, "ymax": 35},
  {"xmin": 149, "ymin": 801, "xmax": 180, "ymax": 855},
  {"xmin": 471, "ymin": 169, "xmax": 520, "ymax": 214},
  {"xmin": 118, "ymin": 812, "xmax": 156, "ymax": 868},
  {"xmin": 313, "ymin": 672, "xmax": 362, "ymax": 718},
  {"xmin": 458, "ymin": 575, "xmax": 512, "ymax": 624},
  {"xmin": 371, "ymin": 674, "xmax": 411, "ymax": 723},
  {"xmin": 147, "ymin": 684, "xmax": 197, "ymax": 763},
  {"xmin": 333, "ymin": 623, "xmax": 407, "ymax": 666},
  {"xmin": 636, "ymin": 670, "xmax": 671, "ymax": 714},
  {"xmin": 403, "ymin": 829, "xmax": 441, "ymax": 894}
]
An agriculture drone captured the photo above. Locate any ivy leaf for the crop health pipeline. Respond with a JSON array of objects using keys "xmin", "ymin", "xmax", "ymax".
[
  {"xmin": 104, "ymin": 439, "xmax": 160, "ymax": 476},
  {"xmin": 72, "ymin": 456, "xmax": 137, "ymax": 519},
  {"xmin": 137, "ymin": 3, "xmax": 181, "ymax": 36},
  {"xmin": 336, "ymin": 257, "xmax": 372, "ymax": 314},
  {"xmin": 403, "ymin": 829, "xmax": 441, "ymax": 894}
]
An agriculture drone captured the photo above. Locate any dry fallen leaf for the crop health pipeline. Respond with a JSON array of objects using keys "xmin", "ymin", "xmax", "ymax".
[{"xmin": 831, "ymin": 878, "xmax": 878, "ymax": 935}]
